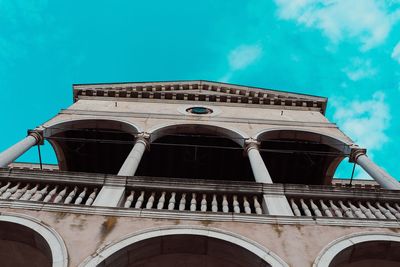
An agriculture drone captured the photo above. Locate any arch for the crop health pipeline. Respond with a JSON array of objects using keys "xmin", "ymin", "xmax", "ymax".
[
  {"xmin": 42, "ymin": 119, "xmax": 141, "ymax": 173},
  {"xmin": 0, "ymin": 212, "xmax": 68, "ymax": 267},
  {"xmin": 148, "ymin": 122, "xmax": 249, "ymax": 147},
  {"xmin": 43, "ymin": 118, "xmax": 141, "ymax": 138},
  {"xmin": 254, "ymin": 127, "xmax": 352, "ymax": 153},
  {"xmin": 138, "ymin": 123, "xmax": 253, "ymax": 181},
  {"xmin": 80, "ymin": 226, "xmax": 288, "ymax": 267},
  {"xmin": 313, "ymin": 232, "xmax": 400, "ymax": 267},
  {"xmin": 254, "ymin": 128, "xmax": 352, "ymax": 185}
]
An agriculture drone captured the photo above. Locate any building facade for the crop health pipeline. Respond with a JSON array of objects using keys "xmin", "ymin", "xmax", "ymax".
[{"xmin": 0, "ymin": 80, "xmax": 399, "ymax": 267}]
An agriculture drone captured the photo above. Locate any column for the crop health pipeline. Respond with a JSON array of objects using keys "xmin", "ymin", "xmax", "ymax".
[
  {"xmin": 351, "ymin": 149, "xmax": 400, "ymax": 190},
  {"xmin": 117, "ymin": 134, "xmax": 149, "ymax": 176},
  {"xmin": 245, "ymin": 138, "xmax": 293, "ymax": 216},
  {"xmin": 245, "ymin": 139, "xmax": 273, "ymax": 183},
  {"xmin": 0, "ymin": 131, "xmax": 42, "ymax": 168},
  {"xmin": 93, "ymin": 133, "xmax": 149, "ymax": 207}
]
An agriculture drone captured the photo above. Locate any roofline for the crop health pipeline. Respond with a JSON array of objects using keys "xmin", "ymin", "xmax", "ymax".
[{"xmin": 72, "ymin": 79, "xmax": 327, "ymax": 101}]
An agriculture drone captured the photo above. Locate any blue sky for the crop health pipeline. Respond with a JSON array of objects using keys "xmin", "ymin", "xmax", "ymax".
[{"xmin": 0, "ymin": 0, "xmax": 399, "ymax": 180}]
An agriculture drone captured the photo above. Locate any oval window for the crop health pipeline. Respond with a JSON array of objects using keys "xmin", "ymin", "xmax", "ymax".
[{"xmin": 186, "ymin": 106, "xmax": 213, "ymax": 115}]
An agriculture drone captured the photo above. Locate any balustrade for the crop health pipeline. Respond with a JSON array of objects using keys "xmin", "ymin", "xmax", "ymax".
[
  {"xmin": 123, "ymin": 189, "xmax": 263, "ymax": 215},
  {"xmin": 0, "ymin": 180, "xmax": 98, "ymax": 206},
  {"xmin": 289, "ymin": 197, "xmax": 400, "ymax": 220}
]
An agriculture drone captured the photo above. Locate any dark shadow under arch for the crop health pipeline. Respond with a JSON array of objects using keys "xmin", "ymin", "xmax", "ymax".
[
  {"xmin": 329, "ymin": 240, "xmax": 400, "ymax": 267},
  {"xmin": 137, "ymin": 124, "xmax": 253, "ymax": 181},
  {"xmin": 44, "ymin": 119, "xmax": 139, "ymax": 174},
  {"xmin": 97, "ymin": 234, "xmax": 270, "ymax": 267},
  {"xmin": 256, "ymin": 129, "xmax": 349, "ymax": 185},
  {"xmin": 0, "ymin": 221, "xmax": 52, "ymax": 267}
]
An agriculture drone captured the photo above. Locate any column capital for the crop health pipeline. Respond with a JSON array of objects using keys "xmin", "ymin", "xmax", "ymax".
[
  {"xmin": 349, "ymin": 146, "xmax": 367, "ymax": 163},
  {"xmin": 134, "ymin": 132, "xmax": 150, "ymax": 149},
  {"xmin": 244, "ymin": 138, "xmax": 261, "ymax": 153},
  {"xmin": 27, "ymin": 129, "xmax": 44, "ymax": 145}
]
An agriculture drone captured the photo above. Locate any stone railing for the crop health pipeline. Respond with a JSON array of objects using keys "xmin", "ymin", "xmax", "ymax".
[
  {"xmin": 285, "ymin": 184, "xmax": 400, "ymax": 220},
  {"xmin": 123, "ymin": 189, "xmax": 263, "ymax": 214},
  {"xmin": 1, "ymin": 168, "xmax": 400, "ymax": 222},
  {"xmin": 0, "ymin": 180, "xmax": 99, "ymax": 206}
]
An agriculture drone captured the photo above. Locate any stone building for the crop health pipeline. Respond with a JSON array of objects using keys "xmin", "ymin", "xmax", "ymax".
[{"xmin": 0, "ymin": 80, "xmax": 399, "ymax": 267}]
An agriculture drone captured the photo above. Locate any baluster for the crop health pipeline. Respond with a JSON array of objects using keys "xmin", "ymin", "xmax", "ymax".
[
  {"xmin": 347, "ymin": 201, "xmax": 366, "ymax": 218},
  {"xmin": 190, "ymin": 193, "xmax": 197, "ymax": 211},
  {"xmin": 211, "ymin": 194, "xmax": 218, "ymax": 212},
  {"xmin": 74, "ymin": 187, "xmax": 87, "ymax": 204},
  {"xmin": 300, "ymin": 199, "xmax": 312, "ymax": 216},
  {"xmin": 21, "ymin": 184, "xmax": 39, "ymax": 200},
  {"xmin": 1, "ymin": 182, "xmax": 21, "ymax": 199},
  {"xmin": 290, "ymin": 199, "xmax": 301, "ymax": 216},
  {"xmin": 243, "ymin": 196, "xmax": 251, "ymax": 214},
  {"xmin": 124, "ymin": 191, "xmax": 135, "ymax": 208},
  {"xmin": 200, "ymin": 194, "xmax": 207, "ymax": 212},
  {"xmin": 385, "ymin": 203, "xmax": 400, "ymax": 219},
  {"xmin": 366, "ymin": 202, "xmax": 386, "ymax": 219},
  {"xmin": 376, "ymin": 202, "xmax": 396, "ymax": 219},
  {"xmin": 135, "ymin": 191, "xmax": 145, "ymax": 209},
  {"xmin": 54, "ymin": 186, "xmax": 68, "ymax": 203},
  {"xmin": 145, "ymin": 192, "xmax": 155, "ymax": 209},
  {"xmin": 157, "ymin": 192, "xmax": 166, "ymax": 210},
  {"xmin": 233, "ymin": 195, "xmax": 240, "ymax": 213},
  {"xmin": 44, "ymin": 186, "xmax": 58, "ymax": 202},
  {"xmin": 168, "ymin": 192, "xmax": 176, "ymax": 210},
  {"xmin": 0, "ymin": 182, "xmax": 11, "ymax": 197},
  {"xmin": 179, "ymin": 193, "xmax": 186, "ymax": 211},
  {"xmin": 395, "ymin": 203, "xmax": 400, "ymax": 213},
  {"xmin": 64, "ymin": 186, "xmax": 78, "ymax": 204},
  {"xmin": 222, "ymin": 195, "xmax": 229, "ymax": 213},
  {"xmin": 253, "ymin": 196, "xmax": 262, "ymax": 215},
  {"xmin": 329, "ymin": 200, "xmax": 343, "ymax": 217},
  {"xmin": 10, "ymin": 183, "xmax": 30, "ymax": 200},
  {"xmin": 85, "ymin": 188, "xmax": 98, "ymax": 206},
  {"xmin": 319, "ymin": 200, "xmax": 333, "ymax": 217},
  {"xmin": 358, "ymin": 202, "xmax": 376, "ymax": 219},
  {"xmin": 310, "ymin": 199, "xmax": 322, "ymax": 216},
  {"xmin": 338, "ymin": 201, "xmax": 354, "ymax": 218},
  {"xmin": 31, "ymin": 185, "xmax": 49, "ymax": 201}
]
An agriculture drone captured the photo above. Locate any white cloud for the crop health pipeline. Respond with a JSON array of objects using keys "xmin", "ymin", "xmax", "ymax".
[
  {"xmin": 342, "ymin": 58, "xmax": 377, "ymax": 81},
  {"xmin": 219, "ymin": 44, "xmax": 263, "ymax": 82},
  {"xmin": 275, "ymin": 0, "xmax": 397, "ymax": 50},
  {"xmin": 332, "ymin": 91, "xmax": 390, "ymax": 152},
  {"xmin": 391, "ymin": 41, "xmax": 400, "ymax": 63},
  {"xmin": 228, "ymin": 44, "xmax": 263, "ymax": 70}
]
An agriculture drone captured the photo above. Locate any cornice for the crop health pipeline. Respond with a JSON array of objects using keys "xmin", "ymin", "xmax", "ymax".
[{"xmin": 72, "ymin": 80, "xmax": 327, "ymax": 114}]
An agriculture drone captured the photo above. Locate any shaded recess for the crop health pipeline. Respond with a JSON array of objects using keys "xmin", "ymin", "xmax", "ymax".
[
  {"xmin": 0, "ymin": 221, "xmax": 52, "ymax": 267},
  {"xmin": 258, "ymin": 130, "xmax": 346, "ymax": 185},
  {"xmin": 46, "ymin": 120, "xmax": 137, "ymax": 174},
  {"xmin": 136, "ymin": 127, "xmax": 253, "ymax": 181},
  {"xmin": 329, "ymin": 240, "xmax": 400, "ymax": 267},
  {"xmin": 97, "ymin": 234, "xmax": 270, "ymax": 267}
]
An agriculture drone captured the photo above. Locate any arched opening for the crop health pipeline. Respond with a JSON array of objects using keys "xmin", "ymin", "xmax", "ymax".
[
  {"xmin": 0, "ymin": 214, "xmax": 68, "ymax": 267},
  {"xmin": 0, "ymin": 221, "xmax": 52, "ymax": 267},
  {"xmin": 329, "ymin": 240, "xmax": 400, "ymax": 267},
  {"xmin": 136, "ymin": 124, "xmax": 253, "ymax": 181},
  {"xmin": 314, "ymin": 233, "xmax": 400, "ymax": 267},
  {"xmin": 44, "ymin": 119, "xmax": 139, "ymax": 174},
  {"xmin": 81, "ymin": 227, "xmax": 287, "ymax": 267},
  {"xmin": 256, "ymin": 129, "xmax": 350, "ymax": 185}
]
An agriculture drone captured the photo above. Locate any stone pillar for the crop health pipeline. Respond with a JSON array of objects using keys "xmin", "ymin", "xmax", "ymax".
[
  {"xmin": 351, "ymin": 149, "xmax": 400, "ymax": 190},
  {"xmin": 245, "ymin": 139, "xmax": 273, "ymax": 183},
  {"xmin": 245, "ymin": 139, "xmax": 293, "ymax": 216},
  {"xmin": 117, "ymin": 133, "xmax": 149, "ymax": 176},
  {"xmin": 93, "ymin": 133, "xmax": 150, "ymax": 207},
  {"xmin": 0, "ymin": 131, "xmax": 42, "ymax": 168}
]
